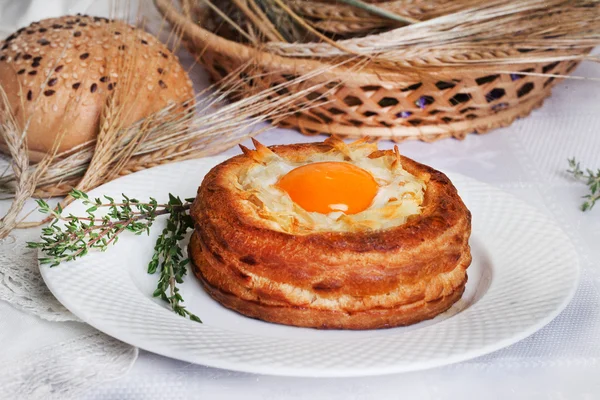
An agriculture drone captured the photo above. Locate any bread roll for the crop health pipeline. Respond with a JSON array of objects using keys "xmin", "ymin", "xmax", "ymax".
[{"xmin": 0, "ymin": 15, "xmax": 194, "ymax": 161}]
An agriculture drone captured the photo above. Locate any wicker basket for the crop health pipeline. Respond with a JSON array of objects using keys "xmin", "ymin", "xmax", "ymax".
[{"xmin": 155, "ymin": 0, "xmax": 583, "ymax": 142}]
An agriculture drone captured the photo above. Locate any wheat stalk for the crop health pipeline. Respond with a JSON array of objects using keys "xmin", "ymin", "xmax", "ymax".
[
  {"xmin": 194, "ymin": 0, "xmax": 600, "ymax": 69},
  {"xmin": 0, "ymin": 53, "xmax": 352, "ymax": 199},
  {"xmin": 202, "ymin": 0, "xmax": 258, "ymax": 43},
  {"xmin": 0, "ymin": 48, "xmax": 79, "ymax": 237},
  {"xmin": 289, "ymin": 0, "xmax": 484, "ymax": 23},
  {"xmin": 0, "ymin": 86, "xmax": 32, "ymax": 238},
  {"xmin": 234, "ymin": 0, "xmax": 286, "ymax": 42},
  {"xmin": 250, "ymin": 0, "xmax": 600, "ymax": 68},
  {"xmin": 336, "ymin": 0, "xmax": 418, "ymax": 25},
  {"xmin": 0, "ymin": 4, "xmax": 356, "ymax": 236}
]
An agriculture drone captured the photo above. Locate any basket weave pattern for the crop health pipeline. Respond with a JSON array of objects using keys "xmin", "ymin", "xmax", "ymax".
[
  {"xmin": 202, "ymin": 48, "xmax": 579, "ymax": 141},
  {"xmin": 157, "ymin": 0, "xmax": 584, "ymax": 142}
]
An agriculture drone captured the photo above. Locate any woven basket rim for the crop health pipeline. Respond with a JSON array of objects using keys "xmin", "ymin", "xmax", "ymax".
[
  {"xmin": 154, "ymin": 0, "xmax": 557, "ymax": 83},
  {"xmin": 152, "ymin": 1, "xmax": 583, "ymax": 149},
  {"xmin": 283, "ymin": 90, "xmax": 549, "ymax": 138},
  {"xmin": 155, "ymin": 0, "xmax": 350, "ymax": 76}
]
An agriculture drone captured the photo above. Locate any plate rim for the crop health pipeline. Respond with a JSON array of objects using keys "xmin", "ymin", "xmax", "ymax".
[{"xmin": 39, "ymin": 157, "xmax": 581, "ymax": 377}]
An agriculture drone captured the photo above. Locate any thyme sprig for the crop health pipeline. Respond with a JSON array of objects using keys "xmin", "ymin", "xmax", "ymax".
[
  {"xmin": 567, "ymin": 158, "xmax": 600, "ymax": 212},
  {"xmin": 27, "ymin": 190, "xmax": 200, "ymax": 322},
  {"xmin": 148, "ymin": 194, "xmax": 201, "ymax": 322}
]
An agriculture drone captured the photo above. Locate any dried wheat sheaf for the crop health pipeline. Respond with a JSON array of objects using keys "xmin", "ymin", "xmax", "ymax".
[
  {"xmin": 0, "ymin": 9, "xmax": 347, "ymax": 237},
  {"xmin": 157, "ymin": 0, "xmax": 599, "ymax": 142}
]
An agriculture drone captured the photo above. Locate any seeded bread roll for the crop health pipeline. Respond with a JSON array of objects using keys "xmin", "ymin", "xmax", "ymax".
[{"xmin": 0, "ymin": 15, "xmax": 194, "ymax": 161}]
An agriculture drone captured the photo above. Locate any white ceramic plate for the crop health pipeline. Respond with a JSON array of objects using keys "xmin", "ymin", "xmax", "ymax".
[{"xmin": 40, "ymin": 157, "xmax": 579, "ymax": 377}]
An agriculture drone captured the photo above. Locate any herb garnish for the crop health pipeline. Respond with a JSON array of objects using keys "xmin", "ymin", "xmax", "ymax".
[
  {"xmin": 27, "ymin": 190, "xmax": 200, "ymax": 322},
  {"xmin": 567, "ymin": 158, "xmax": 600, "ymax": 212}
]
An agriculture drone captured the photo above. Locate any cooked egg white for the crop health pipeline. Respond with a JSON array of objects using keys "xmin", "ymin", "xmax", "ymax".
[{"xmin": 235, "ymin": 142, "xmax": 426, "ymax": 234}]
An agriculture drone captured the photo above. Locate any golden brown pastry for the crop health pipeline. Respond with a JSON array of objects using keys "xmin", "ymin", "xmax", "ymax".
[
  {"xmin": 0, "ymin": 15, "xmax": 194, "ymax": 161},
  {"xmin": 190, "ymin": 139, "xmax": 472, "ymax": 330}
]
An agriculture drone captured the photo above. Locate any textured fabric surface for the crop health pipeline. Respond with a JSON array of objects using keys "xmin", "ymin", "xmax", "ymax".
[
  {"xmin": 84, "ymin": 60, "xmax": 600, "ymax": 398},
  {"xmin": 0, "ymin": 331, "xmax": 138, "ymax": 400},
  {"xmin": 0, "ymin": 227, "xmax": 78, "ymax": 322}
]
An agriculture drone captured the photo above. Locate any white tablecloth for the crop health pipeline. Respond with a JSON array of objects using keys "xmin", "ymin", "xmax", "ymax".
[
  {"xmin": 81, "ymin": 61, "xmax": 600, "ymax": 398},
  {"xmin": 1, "ymin": 1, "xmax": 599, "ymax": 399}
]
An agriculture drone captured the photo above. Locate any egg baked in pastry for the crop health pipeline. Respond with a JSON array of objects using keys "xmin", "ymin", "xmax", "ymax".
[{"xmin": 189, "ymin": 138, "xmax": 472, "ymax": 330}]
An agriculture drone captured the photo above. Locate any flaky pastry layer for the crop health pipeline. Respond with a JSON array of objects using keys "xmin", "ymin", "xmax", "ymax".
[{"xmin": 190, "ymin": 141, "xmax": 472, "ymax": 329}]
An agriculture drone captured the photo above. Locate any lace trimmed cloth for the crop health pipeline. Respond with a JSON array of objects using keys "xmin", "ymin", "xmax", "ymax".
[
  {"xmin": 0, "ymin": 224, "xmax": 139, "ymax": 399},
  {"xmin": 0, "ymin": 231, "xmax": 77, "ymax": 322},
  {"xmin": 0, "ymin": 332, "xmax": 137, "ymax": 400}
]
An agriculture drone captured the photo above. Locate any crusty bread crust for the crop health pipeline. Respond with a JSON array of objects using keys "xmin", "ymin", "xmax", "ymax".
[
  {"xmin": 0, "ymin": 15, "xmax": 194, "ymax": 161},
  {"xmin": 190, "ymin": 142, "xmax": 472, "ymax": 329}
]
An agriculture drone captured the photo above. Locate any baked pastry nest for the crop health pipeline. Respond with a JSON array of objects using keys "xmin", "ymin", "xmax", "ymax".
[{"xmin": 190, "ymin": 140, "xmax": 472, "ymax": 330}]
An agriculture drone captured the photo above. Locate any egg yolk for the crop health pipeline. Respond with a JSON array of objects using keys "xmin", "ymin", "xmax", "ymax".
[{"xmin": 276, "ymin": 162, "xmax": 378, "ymax": 215}]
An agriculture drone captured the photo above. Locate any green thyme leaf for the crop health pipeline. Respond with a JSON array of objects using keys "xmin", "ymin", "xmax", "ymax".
[
  {"xmin": 567, "ymin": 158, "xmax": 600, "ymax": 212},
  {"xmin": 32, "ymin": 190, "xmax": 199, "ymax": 322}
]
